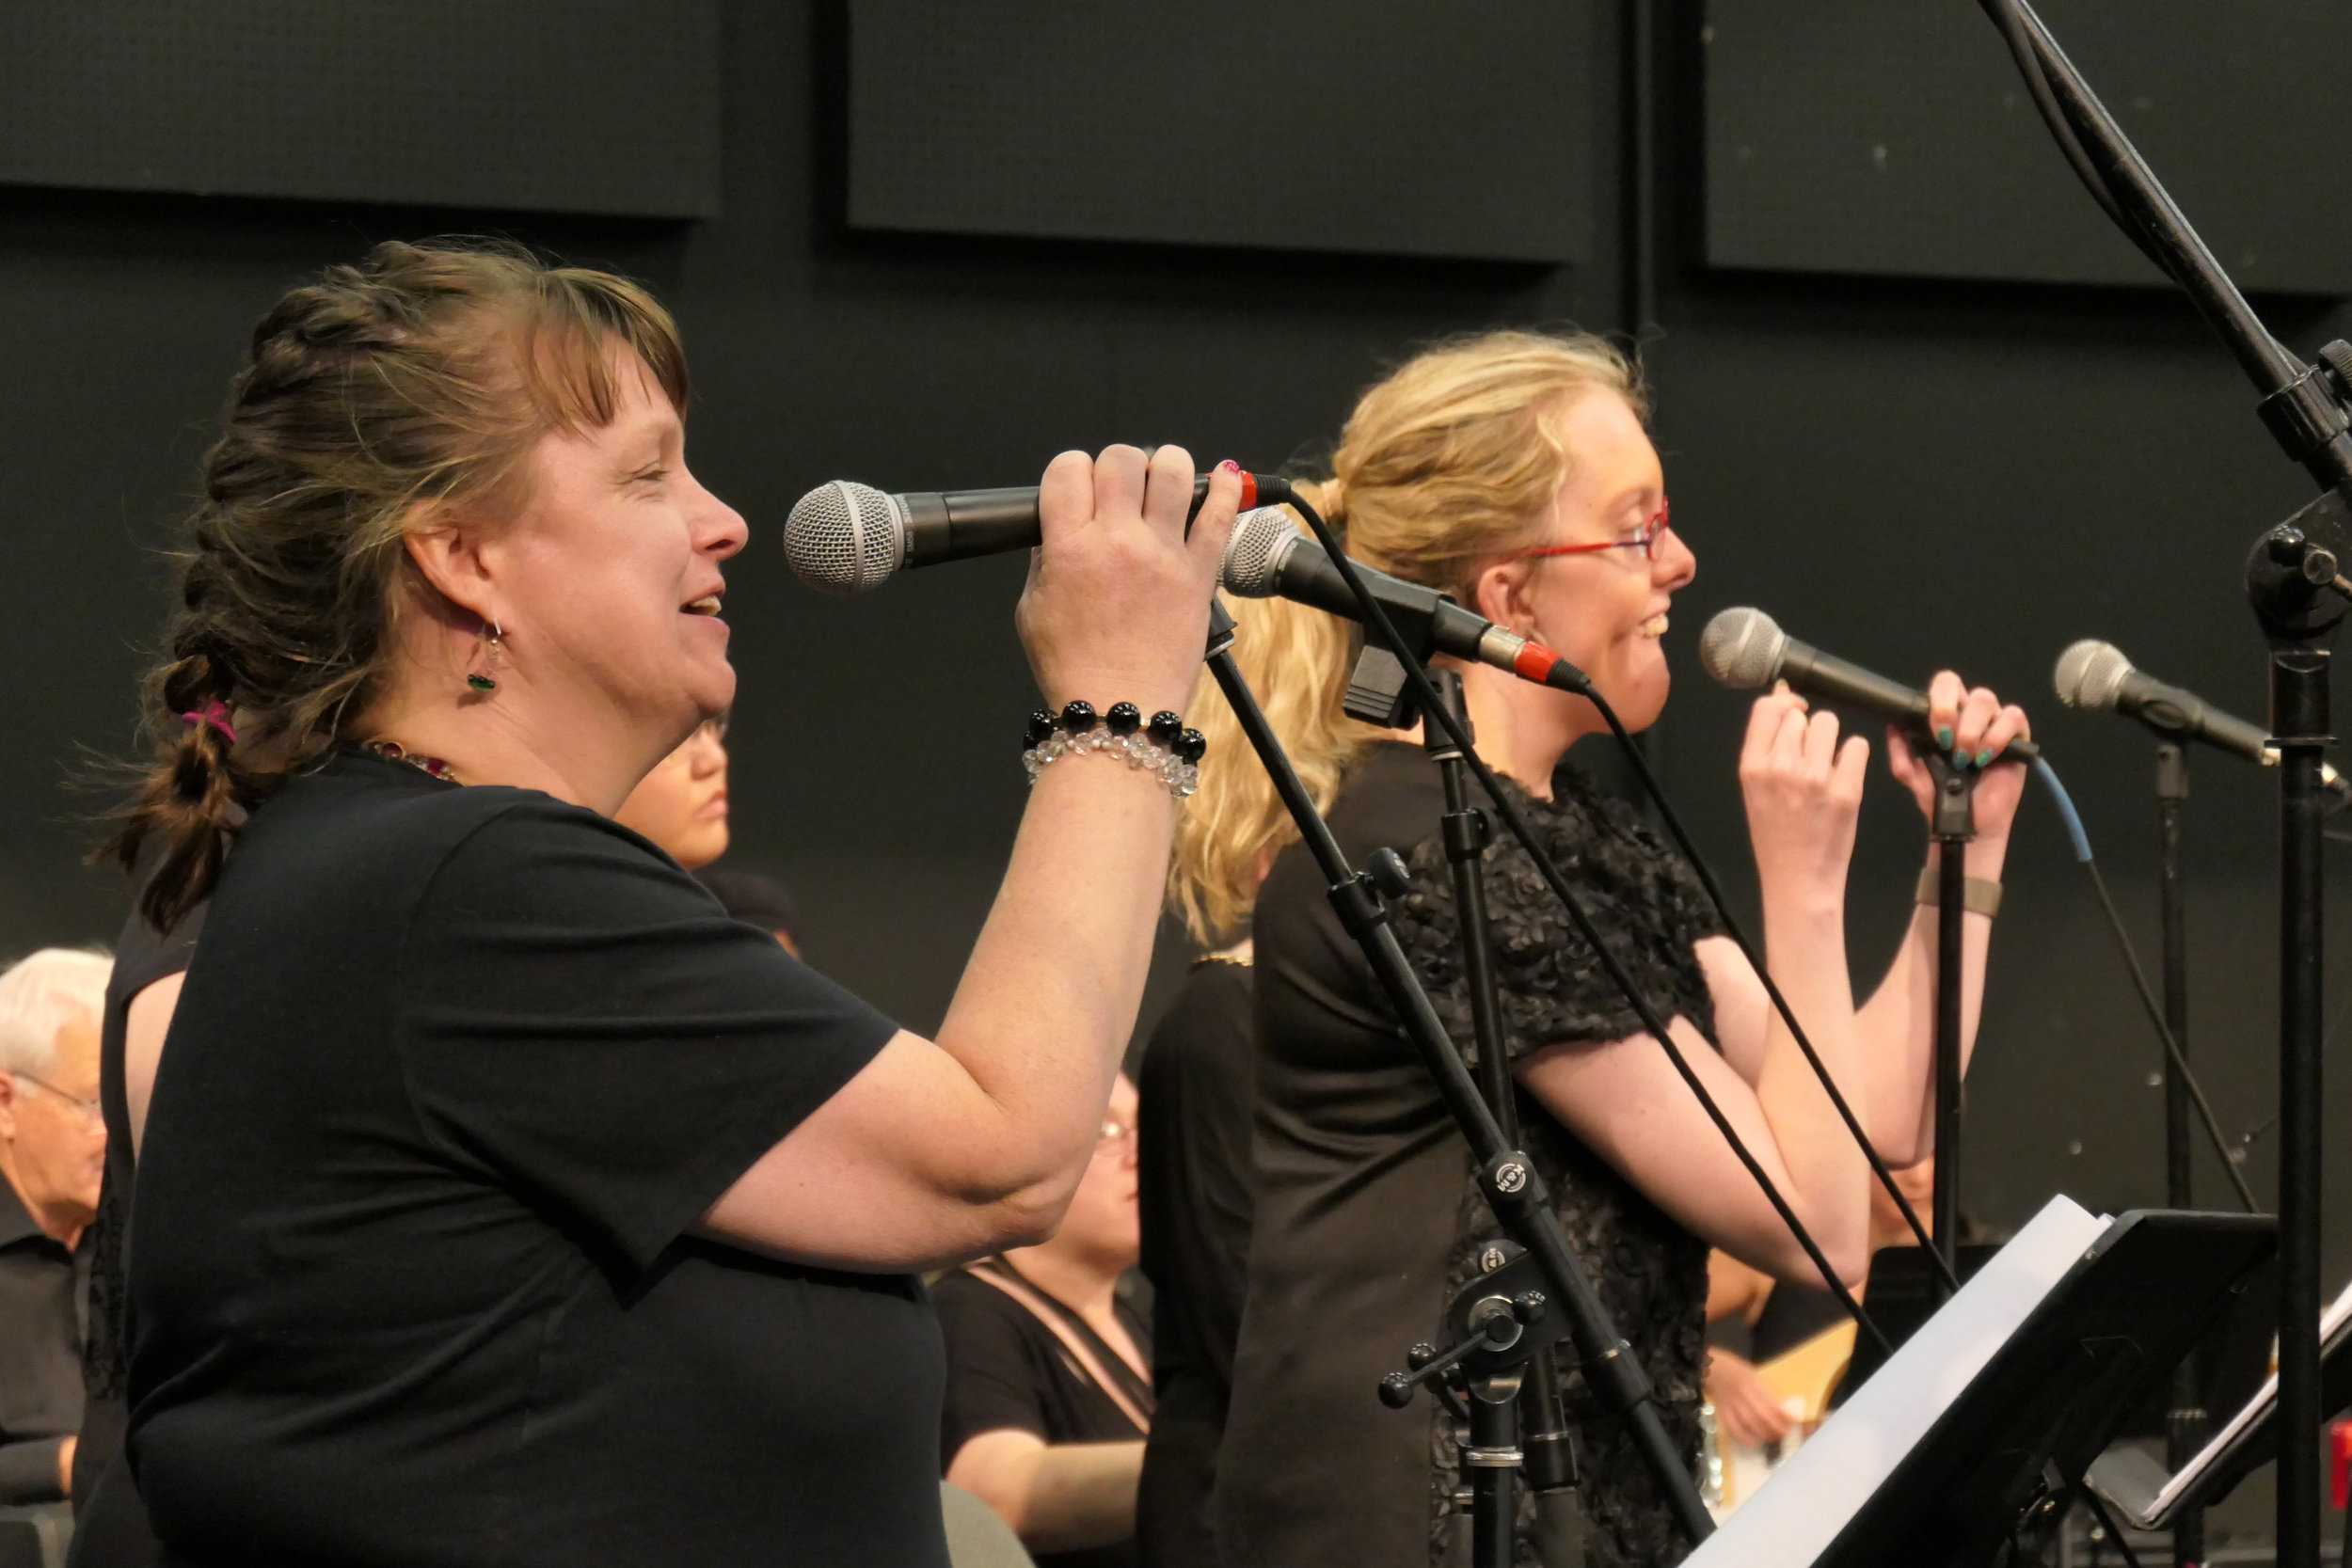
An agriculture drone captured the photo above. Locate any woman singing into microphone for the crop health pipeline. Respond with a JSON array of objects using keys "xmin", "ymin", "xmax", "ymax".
[
  {"xmin": 1203, "ymin": 331, "xmax": 2029, "ymax": 1568},
  {"xmin": 107, "ymin": 240, "xmax": 1242, "ymax": 1567}
]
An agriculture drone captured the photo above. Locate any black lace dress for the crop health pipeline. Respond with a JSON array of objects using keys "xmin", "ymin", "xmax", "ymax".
[{"xmin": 1215, "ymin": 742, "xmax": 1722, "ymax": 1568}]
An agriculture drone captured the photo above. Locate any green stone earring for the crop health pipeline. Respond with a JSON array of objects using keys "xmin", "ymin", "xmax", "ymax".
[{"xmin": 467, "ymin": 620, "xmax": 504, "ymax": 694}]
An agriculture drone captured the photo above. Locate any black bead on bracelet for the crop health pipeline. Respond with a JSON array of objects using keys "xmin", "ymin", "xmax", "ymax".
[{"xmin": 1021, "ymin": 701, "xmax": 1203, "ymax": 796}]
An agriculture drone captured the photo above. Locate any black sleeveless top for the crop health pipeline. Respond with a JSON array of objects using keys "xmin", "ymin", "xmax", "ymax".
[{"xmin": 1216, "ymin": 742, "xmax": 1723, "ymax": 1568}]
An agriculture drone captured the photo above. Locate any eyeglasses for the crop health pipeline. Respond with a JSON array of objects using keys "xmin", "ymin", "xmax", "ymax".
[
  {"xmin": 11, "ymin": 1071, "xmax": 102, "ymax": 1128},
  {"xmin": 1508, "ymin": 498, "xmax": 1673, "ymax": 565}
]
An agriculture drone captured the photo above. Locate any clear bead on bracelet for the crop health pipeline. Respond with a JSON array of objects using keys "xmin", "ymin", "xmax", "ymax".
[{"xmin": 1022, "ymin": 702, "xmax": 1204, "ymax": 798}]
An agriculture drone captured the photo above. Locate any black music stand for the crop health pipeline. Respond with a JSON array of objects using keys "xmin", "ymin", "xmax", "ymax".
[
  {"xmin": 2090, "ymin": 1282, "xmax": 2352, "ymax": 1530},
  {"xmin": 1808, "ymin": 1210, "xmax": 2271, "ymax": 1568}
]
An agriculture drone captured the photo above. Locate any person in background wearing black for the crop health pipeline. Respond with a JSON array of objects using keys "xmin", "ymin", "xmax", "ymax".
[
  {"xmin": 103, "ymin": 239, "xmax": 1242, "ymax": 1568},
  {"xmin": 938, "ymin": 1073, "xmax": 1153, "ymax": 1568},
  {"xmin": 1135, "ymin": 591, "xmax": 1385, "ymax": 1568},
  {"xmin": 1203, "ymin": 331, "xmax": 2030, "ymax": 1568},
  {"xmin": 696, "ymin": 866, "xmax": 805, "ymax": 958},
  {"xmin": 0, "ymin": 949, "xmax": 110, "ymax": 1513}
]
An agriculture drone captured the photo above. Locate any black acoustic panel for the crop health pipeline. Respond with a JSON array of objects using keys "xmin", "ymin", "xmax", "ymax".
[
  {"xmin": 846, "ymin": 0, "xmax": 1592, "ymax": 264},
  {"xmin": 1705, "ymin": 1, "xmax": 2352, "ymax": 293},
  {"xmin": 0, "ymin": 1, "xmax": 720, "ymax": 219}
]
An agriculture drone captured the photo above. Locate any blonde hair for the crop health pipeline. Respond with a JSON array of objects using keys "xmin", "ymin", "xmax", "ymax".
[
  {"xmin": 108, "ymin": 240, "xmax": 691, "ymax": 929},
  {"xmin": 1169, "ymin": 329, "xmax": 1645, "ymax": 942},
  {"xmin": 1170, "ymin": 578, "xmax": 1387, "ymax": 943},
  {"xmin": 0, "ymin": 948, "xmax": 112, "ymax": 1079}
]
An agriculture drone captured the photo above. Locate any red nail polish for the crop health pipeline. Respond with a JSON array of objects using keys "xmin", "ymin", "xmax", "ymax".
[{"xmin": 1218, "ymin": 459, "xmax": 1242, "ymax": 475}]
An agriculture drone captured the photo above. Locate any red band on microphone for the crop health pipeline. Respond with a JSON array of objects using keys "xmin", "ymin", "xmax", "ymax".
[
  {"xmin": 1515, "ymin": 642, "xmax": 1564, "ymax": 683},
  {"xmin": 1238, "ymin": 472, "xmax": 1258, "ymax": 510}
]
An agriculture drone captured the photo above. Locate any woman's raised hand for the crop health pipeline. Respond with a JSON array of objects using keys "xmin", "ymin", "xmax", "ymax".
[
  {"xmin": 1740, "ymin": 683, "xmax": 1870, "ymax": 898},
  {"xmin": 1015, "ymin": 445, "xmax": 1243, "ymax": 720},
  {"xmin": 1885, "ymin": 672, "xmax": 2032, "ymax": 841}
]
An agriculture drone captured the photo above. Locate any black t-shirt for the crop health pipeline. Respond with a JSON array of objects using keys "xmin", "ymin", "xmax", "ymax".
[
  {"xmin": 934, "ymin": 1261, "xmax": 1152, "ymax": 1568},
  {"xmin": 1216, "ymin": 743, "xmax": 1723, "ymax": 1568},
  {"xmin": 0, "ymin": 1177, "xmax": 87, "ymax": 1505},
  {"xmin": 1133, "ymin": 957, "xmax": 1253, "ymax": 1568},
  {"xmin": 71, "ymin": 895, "xmax": 202, "ymax": 1563},
  {"xmin": 127, "ymin": 751, "xmax": 937, "ymax": 1568}
]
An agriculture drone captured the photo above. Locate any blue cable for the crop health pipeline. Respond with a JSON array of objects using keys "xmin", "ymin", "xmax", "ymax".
[{"xmin": 2032, "ymin": 756, "xmax": 2095, "ymax": 864}]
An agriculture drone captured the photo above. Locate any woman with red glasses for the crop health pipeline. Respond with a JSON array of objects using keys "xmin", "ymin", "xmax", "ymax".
[{"xmin": 1184, "ymin": 330, "xmax": 2028, "ymax": 1568}]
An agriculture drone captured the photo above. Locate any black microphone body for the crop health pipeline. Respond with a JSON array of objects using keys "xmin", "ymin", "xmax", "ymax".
[
  {"xmin": 785, "ymin": 472, "xmax": 1263, "ymax": 595},
  {"xmin": 1701, "ymin": 607, "xmax": 2041, "ymax": 764},
  {"xmin": 896, "ymin": 477, "xmax": 1239, "ymax": 568},
  {"xmin": 2109, "ymin": 671, "xmax": 2269, "ymax": 763},
  {"xmin": 1218, "ymin": 508, "xmax": 1582, "ymax": 690}
]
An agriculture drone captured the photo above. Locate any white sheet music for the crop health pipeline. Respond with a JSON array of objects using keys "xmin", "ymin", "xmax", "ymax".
[
  {"xmin": 2144, "ymin": 1272, "xmax": 2352, "ymax": 1520},
  {"xmin": 1681, "ymin": 1196, "xmax": 2112, "ymax": 1568}
]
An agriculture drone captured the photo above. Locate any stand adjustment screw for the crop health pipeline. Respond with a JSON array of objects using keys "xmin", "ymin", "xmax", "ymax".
[
  {"xmin": 1406, "ymin": 1342, "xmax": 1439, "ymax": 1370},
  {"xmin": 1378, "ymin": 1371, "xmax": 1418, "ymax": 1409},
  {"xmin": 1513, "ymin": 1291, "xmax": 1548, "ymax": 1323},
  {"xmin": 1365, "ymin": 847, "xmax": 1412, "ymax": 899}
]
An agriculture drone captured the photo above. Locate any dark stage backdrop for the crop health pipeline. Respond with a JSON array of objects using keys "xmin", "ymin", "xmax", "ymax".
[{"xmin": 5, "ymin": 3, "xmax": 2350, "ymax": 1450}]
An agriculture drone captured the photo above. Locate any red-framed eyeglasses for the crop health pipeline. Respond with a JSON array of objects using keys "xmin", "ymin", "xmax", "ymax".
[{"xmin": 1508, "ymin": 499, "xmax": 1672, "ymax": 564}]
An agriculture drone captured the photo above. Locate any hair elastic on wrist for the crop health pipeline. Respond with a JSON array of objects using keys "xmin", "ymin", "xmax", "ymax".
[
  {"xmin": 179, "ymin": 701, "xmax": 237, "ymax": 746},
  {"xmin": 1022, "ymin": 701, "xmax": 1205, "ymax": 798}
]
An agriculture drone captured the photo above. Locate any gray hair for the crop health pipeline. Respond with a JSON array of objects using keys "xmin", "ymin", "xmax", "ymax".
[{"xmin": 0, "ymin": 948, "xmax": 112, "ymax": 1079}]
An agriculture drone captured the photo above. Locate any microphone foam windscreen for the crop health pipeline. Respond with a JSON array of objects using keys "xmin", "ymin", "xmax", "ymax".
[
  {"xmin": 784, "ymin": 481, "xmax": 905, "ymax": 596},
  {"xmin": 1698, "ymin": 607, "xmax": 1787, "ymax": 690},
  {"xmin": 1218, "ymin": 506, "xmax": 1299, "ymax": 598},
  {"xmin": 2053, "ymin": 639, "xmax": 2133, "ymax": 711}
]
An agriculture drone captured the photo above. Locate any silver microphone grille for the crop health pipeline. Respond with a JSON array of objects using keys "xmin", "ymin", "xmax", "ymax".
[
  {"xmin": 2053, "ymin": 639, "xmax": 2134, "ymax": 711},
  {"xmin": 1699, "ymin": 607, "xmax": 1788, "ymax": 690},
  {"xmin": 1219, "ymin": 505, "xmax": 1301, "ymax": 598},
  {"xmin": 784, "ymin": 481, "xmax": 906, "ymax": 596}
]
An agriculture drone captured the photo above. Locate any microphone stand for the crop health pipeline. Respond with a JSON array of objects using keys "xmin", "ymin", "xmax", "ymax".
[
  {"xmin": 1199, "ymin": 605, "xmax": 1714, "ymax": 1550},
  {"xmin": 2153, "ymin": 743, "xmax": 2208, "ymax": 1568},
  {"xmin": 1977, "ymin": 6, "xmax": 2352, "ymax": 1561},
  {"xmin": 1422, "ymin": 670, "xmax": 1582, "ymax": 1521},
  {"xmin": 1924, "ymin": 753, "xmax": 1979, "ymax": 1302}
]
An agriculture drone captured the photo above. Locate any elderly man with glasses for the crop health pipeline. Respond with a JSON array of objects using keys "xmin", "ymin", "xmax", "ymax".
[{"xmin": 0, "ymin": 947, "xmax": 110, "ymax": 1509}]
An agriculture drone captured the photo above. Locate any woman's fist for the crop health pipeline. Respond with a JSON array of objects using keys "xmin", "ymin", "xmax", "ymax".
[
  {"xmin": 1885, "ymin": 672, "xmax": 2031, "ymax": 841},
  {"xmin": 1740, "ymin": 683, "xmax": 1869, "ymax": 898},
  {"xmin": 1014, "ymin": 446, "xmax": 1242, "ymax": 718}
]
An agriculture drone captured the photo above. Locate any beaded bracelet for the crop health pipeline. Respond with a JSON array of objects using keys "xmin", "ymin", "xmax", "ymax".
[{"xmin": 1022, "ymin": 701, "xmax": 1206, "ymax": 799}]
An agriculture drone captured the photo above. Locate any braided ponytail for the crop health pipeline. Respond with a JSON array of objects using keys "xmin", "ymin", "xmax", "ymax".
[{"xmin": 108, "ymin": 239, "xmax": 689, "ymax": 927}]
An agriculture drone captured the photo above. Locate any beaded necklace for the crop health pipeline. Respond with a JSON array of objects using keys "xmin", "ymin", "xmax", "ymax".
[{"xmin": 361, "ymin": 738, "xmax": 461, "ymax": 784}]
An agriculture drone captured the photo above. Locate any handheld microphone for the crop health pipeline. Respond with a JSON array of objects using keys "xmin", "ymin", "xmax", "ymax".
[
  {"xmin": 1698, "ymin": 606, "xmax": 2041, "ymax": 764},
  {"xmin": 784, "ymin": 470, "xmax": 1268, "ymax": 596},
  {"xmin": 1218, "ymin": 506, "xmax": 1586, "ymax": 692},
  {"xmin": 2053, "ymin": 639, "xmax": 2352, "ymax": 800}
]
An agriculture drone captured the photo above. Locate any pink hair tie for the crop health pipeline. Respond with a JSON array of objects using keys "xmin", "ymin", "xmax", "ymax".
[{"xmin": 179, "ymin": 701, "xmax": 237, "ymax": 746}]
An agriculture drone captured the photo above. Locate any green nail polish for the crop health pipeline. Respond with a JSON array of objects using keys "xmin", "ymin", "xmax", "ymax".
[
  {"xmin": 1935, "ymin": 727, "xmax": 1953, "ymax": 750},
  {"xmin": 1975, "ymin": 749, "xmax": 1994, "ymax": 768}
]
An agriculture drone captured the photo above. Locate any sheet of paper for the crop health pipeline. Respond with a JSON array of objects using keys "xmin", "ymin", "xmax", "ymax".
[
  {"xmin": 2147, "ymin": 1272, "xmax": 2352, "ymax": 1519},
  {"xmin": 1681, "ymin": 1195, "xmax": 2111, "ymax": 1568}
]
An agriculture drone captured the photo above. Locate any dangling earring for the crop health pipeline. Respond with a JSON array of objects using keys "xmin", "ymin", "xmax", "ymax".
[{"xmin": 467, "ymin": 620, "xmax": 504, "ymax": 694}]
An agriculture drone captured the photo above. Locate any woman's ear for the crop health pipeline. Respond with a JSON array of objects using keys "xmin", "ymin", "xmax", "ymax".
[
  {"xmin": 1468, "ymin": 559, "xmax": 1538, "ymax": 637},
  {"xmin": 401, "ymin": 507, "xmax": 499, "ymax": 629}
]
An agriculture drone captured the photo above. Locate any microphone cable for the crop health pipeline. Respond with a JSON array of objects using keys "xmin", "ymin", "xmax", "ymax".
[
  {"xmin": 2028, "ymin": 758, "xmax": 2261, "ymax": 1212},
  {"xmin": 1263, "ymin": 481, "xmax": 1894, "ymax": 1353}
]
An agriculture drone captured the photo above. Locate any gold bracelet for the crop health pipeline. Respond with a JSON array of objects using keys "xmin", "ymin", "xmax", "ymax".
[{"xmin": 1915, "ymin": 865, "xmax": 2002, "ymax": 918}]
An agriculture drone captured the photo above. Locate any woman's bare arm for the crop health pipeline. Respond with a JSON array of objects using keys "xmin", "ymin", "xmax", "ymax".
[{"xmin": 704, "ymin": 448, "xmax": 1239, "ymax": 1271}]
